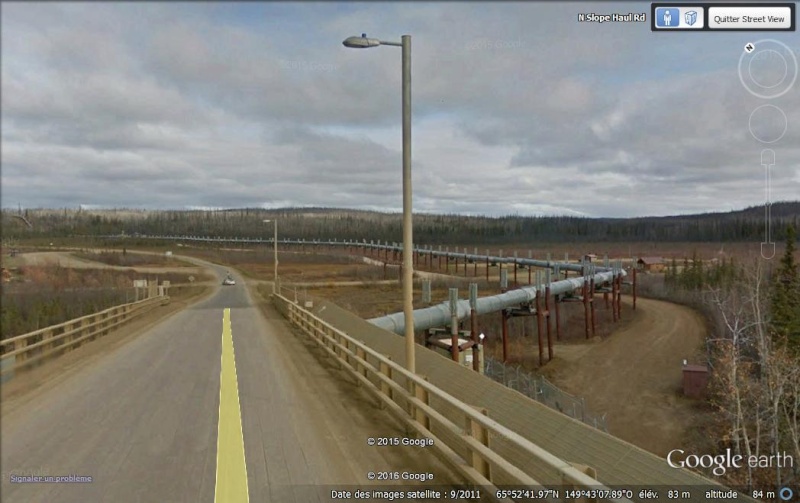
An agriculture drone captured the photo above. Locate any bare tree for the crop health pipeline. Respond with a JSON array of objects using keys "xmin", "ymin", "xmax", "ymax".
[{"xmin": 707, "ymin": 258, "xmax": 800, "ymax": 489}]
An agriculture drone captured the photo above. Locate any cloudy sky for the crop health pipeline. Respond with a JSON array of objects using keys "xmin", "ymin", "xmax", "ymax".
[{"xmin": 2, "ymin": 2, "xmax": 798, "ymax": 217}]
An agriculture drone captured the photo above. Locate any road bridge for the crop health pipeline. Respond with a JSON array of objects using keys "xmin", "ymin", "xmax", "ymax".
[
  {"xmin": 1, "ymin": 252, "xmax": 758, "ymax": 503},
  {"xmin": 0, "ymin": 266, "xmax": 456, "ymax": 502}
]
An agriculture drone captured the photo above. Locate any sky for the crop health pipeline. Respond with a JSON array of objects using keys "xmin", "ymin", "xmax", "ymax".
[{"xmin": 2, "ymin": 1, "xmax": 799, "ymax": 218}]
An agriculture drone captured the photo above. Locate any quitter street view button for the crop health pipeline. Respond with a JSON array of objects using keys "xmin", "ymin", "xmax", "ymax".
[{"xmin": 709, "ymin": 6, "xmax": 793, "ymax": 29}]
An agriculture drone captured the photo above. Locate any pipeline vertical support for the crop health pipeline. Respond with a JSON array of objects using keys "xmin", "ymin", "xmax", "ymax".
[
  {"xmin": 583, "ymin": 278, "xmax": 590, "ymax": 340},
  {"xmin": 501, "ymin": 310, "xmax": 509, "ymax": 363},
  {"xmin": 498, "ymin": 249, "xmax": 503, "ymax": 280},
  {"xmin": 616, "ymin": 271, "xmax": 623, "ymax": 321},
  {"xmin": 450, "ymin": 288, "xmax": 459, "ymax": 362},
  {"xmin": 463, "ymin": 249, "xmax": 467, "ymax": 276},
  {"xmin": 513, "ymin": 251, "xmax": 518, "ymax": 288},
  {"xmin": 545, "ymin": 285, "xmax": 553, "ymax": 362},
  {"xmin": 486, "ymin": 251, "xmax": 490, "ymax": 282},
  {"xmin": 528, "ymin": 267, "xmax": 532, "ymax": 285},
  {"xmin": 536, "ymin": 289, "xmax": 544, "ymax": 367},
  {"xmin": 590, "ymin": 277, "xmax": 596, "ymax": 336},
  {"xmin": 610, "ymin": 269, "xmax": 618, "ymax": 322},
  {"xmin": 445, "ymin": 247, "xmax": 450, "ymax": 274},
  {"xmin": 528, "ymin": 250, "xmax": 533, "ymax": 284},
  {"xmin": 473, "ymin": 247, "xmax": 478, "ymax": 277},
  {"xmin": 470, "ymin": 283, "xmax": 479, "ymax": 372},
  {"xmin": 632, "ymin": 267, "xmax": 637, "ymax": 310},
  {"xmin": 554, "ymin": 293, "xmax": 561, "ymax": 340}
]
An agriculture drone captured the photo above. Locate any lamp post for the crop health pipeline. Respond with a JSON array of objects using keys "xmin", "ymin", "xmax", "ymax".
[
  {"xmin": 343, "ymin": 33, "xmax": 415, "ymax": 373},
  {"xmin": 263, "ymin": 219, "xmax": 278, "ymax": 294}
]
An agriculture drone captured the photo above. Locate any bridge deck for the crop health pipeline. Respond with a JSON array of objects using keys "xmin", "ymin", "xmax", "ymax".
[{"xmin": 0, "ymin": 270, "xmax": 454, "ymax": 502}]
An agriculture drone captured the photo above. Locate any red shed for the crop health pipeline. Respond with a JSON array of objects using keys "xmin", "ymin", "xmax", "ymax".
[{"xmin": 682, "ymin": 364, "xmax": 709, "ymax": 398}]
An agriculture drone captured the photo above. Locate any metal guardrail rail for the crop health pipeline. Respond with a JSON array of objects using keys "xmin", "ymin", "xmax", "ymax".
[
  {"xmin": 275, "ymin": 292, "xmax": 633, "ymax": 503},
  {"xmin": 0, "ymin": 295, "xmax": 169, "ymax": 378}
]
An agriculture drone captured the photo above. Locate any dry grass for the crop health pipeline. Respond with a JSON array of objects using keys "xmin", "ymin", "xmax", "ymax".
[{"xmin": 72, "ymin": 250, "xmax": 192, "ymax": 268}]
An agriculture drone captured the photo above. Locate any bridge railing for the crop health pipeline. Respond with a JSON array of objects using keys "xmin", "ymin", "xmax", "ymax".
[
  {"xmin": 275, "ymin": 293, "xmax": 633, "ymax": 503},
  {"xmin": 0, "ymin": 295, "xmax": 169, "ymax": 379}
]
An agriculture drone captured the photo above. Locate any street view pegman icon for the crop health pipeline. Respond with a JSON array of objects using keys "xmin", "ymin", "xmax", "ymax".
[{"xmin": 655, "ymin": 7, "xmax": 680, "ymax": 27}]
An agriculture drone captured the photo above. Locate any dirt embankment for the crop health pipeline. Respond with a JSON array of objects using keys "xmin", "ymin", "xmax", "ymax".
[{"xmin": 540, "ymin": 297, "xmax": 709, "ymax": 456}]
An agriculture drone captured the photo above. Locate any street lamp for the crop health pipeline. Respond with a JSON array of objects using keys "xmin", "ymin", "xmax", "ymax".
[
  {"xmin": 263, "ymin": 219, "xmax": 278, "ymax": 294},
  {"xmin": 343, "ymin": 33, "xmax": 415, "ymax": 373}
]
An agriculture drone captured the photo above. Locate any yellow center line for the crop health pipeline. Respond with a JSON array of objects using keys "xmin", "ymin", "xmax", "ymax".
[{"xmin": 214, "ymin": 308, "xmax": 249, "ymax": 503}]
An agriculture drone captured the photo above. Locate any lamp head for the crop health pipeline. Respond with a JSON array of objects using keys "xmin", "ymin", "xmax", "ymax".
[{"xmin": 343, "ymin": 34, "xmax": 381, "ymax": 49}]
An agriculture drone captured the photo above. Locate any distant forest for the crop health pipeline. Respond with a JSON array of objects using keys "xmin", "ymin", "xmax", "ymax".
[{"xmin": 2, "ymin": 202, "xmax": 799, "ymax": 246}]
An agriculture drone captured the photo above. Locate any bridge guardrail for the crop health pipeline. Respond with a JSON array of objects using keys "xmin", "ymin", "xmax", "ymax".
[
  {"xmin": 0, "ymin": 295, "xmax": 169, "ymax": 379},
  {"xmin": 274, "ymin": 293, "xmax": 633, "ymax": 503}
]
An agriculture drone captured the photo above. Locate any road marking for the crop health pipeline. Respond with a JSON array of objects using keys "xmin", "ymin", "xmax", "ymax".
[{"xmin": 214, "ymin": 308, "xmax": 249, "ymax": 503}]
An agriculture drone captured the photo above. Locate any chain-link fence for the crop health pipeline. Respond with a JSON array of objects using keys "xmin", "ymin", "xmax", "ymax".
[{"xmin": 484, "ymin": 356, "xmax": 608, "ymax": 432}]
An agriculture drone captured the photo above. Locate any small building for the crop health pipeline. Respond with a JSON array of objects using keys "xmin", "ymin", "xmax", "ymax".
[
  {"xmin": 637, "ymin": 257, "xmax": 665, "ymax": 273},
  {"xmin": 682, "ymin": 364, "xmax": 709, "ymax": 399},
  {"xmin": 436, "ymin": 337, "xmax": 485, "ymax": 374},
  {"xmin": 583, "ymin": 254, "xmax": 598, "ymax": 262}
]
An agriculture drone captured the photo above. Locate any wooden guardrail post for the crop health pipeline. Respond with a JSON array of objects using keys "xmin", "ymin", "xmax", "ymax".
[
  {"xmin": 12, "ymin": 340, "xmax": 24, "ymax": 366},
  {"xmin": 413, "ymin": 376, "xmax": 431, "ymax": 430},
  {"xmin": 562, "ymin": 463, "xmax": 598, "ymax": 503},
  {"xmin": 379, "ymin": 356, "xmax": 393, "ymax": 409},
  {"xmin": 77, "ymin": 319, "xmax": 86, "ymax": 345},
  {"xmin": 80, "ymin": 316, "xmax": 91, "ymax": 347},
  {"xmin": 42, "ymin": 328, "xmax": 54, "ymax": 357},
  {"xmin": 465, "ymin": 406, "xmax": 491, "ymax": 480},
  {"xmin": 342, "ymin": 337, "xmax": 350, "ymax": 366},
  {"xmin": 329, "ymin": 325, "xmax": 343, "ymax": 370},
  {"xmin": 355, "ymin": 343, "xmax": 367, "ymax": 382}
]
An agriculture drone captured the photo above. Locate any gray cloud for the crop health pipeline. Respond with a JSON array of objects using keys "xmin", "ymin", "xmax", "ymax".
[{"xmin": 2, "ymin": 2, "xmax": 798, "ymax": 217}]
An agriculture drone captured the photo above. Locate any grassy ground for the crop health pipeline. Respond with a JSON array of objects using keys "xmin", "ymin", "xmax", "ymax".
[{"xmin": 72, "ymin": 250, "xmax": 192, "ymax": 268}]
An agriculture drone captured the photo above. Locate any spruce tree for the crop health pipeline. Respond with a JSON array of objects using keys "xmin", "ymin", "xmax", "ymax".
[{"xmin": 771, "ymin": 225, "xmax": 800, "ymax": 351}]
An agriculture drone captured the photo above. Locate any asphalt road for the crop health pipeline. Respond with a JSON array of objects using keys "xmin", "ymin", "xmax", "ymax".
[{"xmin": 1, "ymin": 265, "xmax": 456, "ymax": 502}]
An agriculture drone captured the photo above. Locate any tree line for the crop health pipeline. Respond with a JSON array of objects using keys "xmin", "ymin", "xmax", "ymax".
[{"xmin": 3, "ymin": 202, "xmax": 798, "ymax": 245}]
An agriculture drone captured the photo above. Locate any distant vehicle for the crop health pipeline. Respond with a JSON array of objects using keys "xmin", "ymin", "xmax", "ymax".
[{"xmin": 222, "ymin": 274, "xmax": 236, "ymax": 286}]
